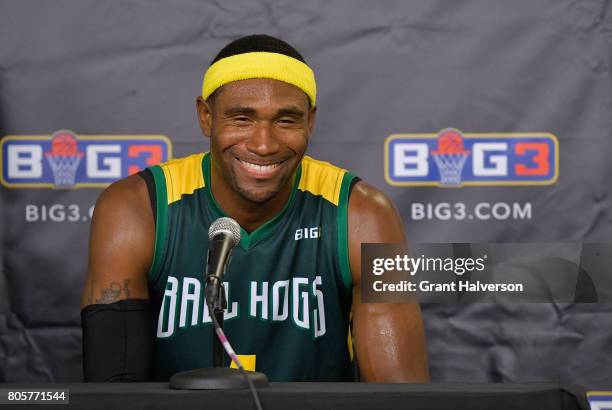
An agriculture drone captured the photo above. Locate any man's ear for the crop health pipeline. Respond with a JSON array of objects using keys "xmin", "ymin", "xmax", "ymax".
[
  {"xmin": 196, "ymin": 96, "xmax": 213, "ymax": 138},
  {"xmin": 307, "ymin": 105, "xmax": 317, "ymax": 135}
]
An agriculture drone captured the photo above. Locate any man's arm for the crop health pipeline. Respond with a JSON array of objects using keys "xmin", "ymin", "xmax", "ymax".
[
  {"xmin": 348, "ymin": 181, "xmax": 429, "ymax": 382},
  {"xmin": 81, "ymin": 174, "xmax": 153, "ymax": 308},
  {"xmin": 80, "ymin": 174, "xmax": 155, "ymax": 381}
]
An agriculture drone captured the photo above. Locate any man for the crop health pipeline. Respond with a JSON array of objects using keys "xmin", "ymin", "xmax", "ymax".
[{"xmin": 81, "ymin": 34, "xmax": 429, "ymax": 382}]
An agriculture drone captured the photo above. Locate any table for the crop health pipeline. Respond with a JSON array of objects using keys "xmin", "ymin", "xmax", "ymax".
[{"xmin": 0, "ymin": 382, "xmax": 588, "ymax": 410}]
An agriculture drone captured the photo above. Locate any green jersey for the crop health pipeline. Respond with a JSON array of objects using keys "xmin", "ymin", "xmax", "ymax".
[{"xmin": 147, "ymin": 152, "xmax": 357, "ymax": 382}]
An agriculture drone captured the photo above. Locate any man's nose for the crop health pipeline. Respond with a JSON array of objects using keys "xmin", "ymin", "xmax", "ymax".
[{"xmin": 246, "ymin": 121, "xmax": 280, "ymax": 156}]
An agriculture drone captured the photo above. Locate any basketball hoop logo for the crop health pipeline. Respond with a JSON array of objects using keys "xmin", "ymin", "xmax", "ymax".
[
  {"xmin": 431, "ymin": 128, "xmax": 471, "ymax": 185},
  {"xmin": 44, "ymin": 130, "xmax": 85, "ymax": 188}
]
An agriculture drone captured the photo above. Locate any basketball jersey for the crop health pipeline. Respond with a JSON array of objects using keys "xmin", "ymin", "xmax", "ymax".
[{"xmin": 146, "ymin": 152, "xmax": 357, "ymax": 381}]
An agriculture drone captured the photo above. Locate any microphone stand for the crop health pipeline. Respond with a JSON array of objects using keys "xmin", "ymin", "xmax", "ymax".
[{"xmin": 212, "ymin": 283, "xmax": 225, "ymax": 367}]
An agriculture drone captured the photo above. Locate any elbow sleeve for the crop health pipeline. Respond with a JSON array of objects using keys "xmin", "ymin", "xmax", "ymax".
[{"xmin": 81, "ymin": 299, "xmax": 155, "ymax": 382}]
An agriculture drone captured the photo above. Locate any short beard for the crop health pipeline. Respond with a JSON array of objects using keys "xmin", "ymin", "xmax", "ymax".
[{"xmin": 230, "ymin": 173, "xmax": 292, "ymax": 205}]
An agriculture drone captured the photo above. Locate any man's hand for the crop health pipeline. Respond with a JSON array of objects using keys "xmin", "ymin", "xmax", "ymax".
[{"xmin": 348, "ymin": 181, "xmax": 429, "ymax": 382}]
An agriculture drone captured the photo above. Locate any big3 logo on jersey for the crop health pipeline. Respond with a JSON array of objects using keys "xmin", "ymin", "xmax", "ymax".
[
  {"xmin": 1, "ymin": 130, "xmax": 172, "ymax": 189},
  {"xmin": 385, "ymin": 128, "xmax": 558, "ymax": 187}
]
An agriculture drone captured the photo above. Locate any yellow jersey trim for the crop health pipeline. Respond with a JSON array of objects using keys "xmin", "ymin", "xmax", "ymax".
[
  {"xmin": 298, "ymin": 156, "xmax": 346, "ymax": 206},
  {"xmin": 158, "ymin": 153, "xmax": 346, "ymax": 206},
  {"xmin": 159, "ymin": 153, "xmax": 206, "ymax": 205}
]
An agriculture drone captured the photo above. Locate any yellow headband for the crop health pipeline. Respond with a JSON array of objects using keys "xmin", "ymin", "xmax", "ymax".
[{"xmin": 202, "ymin": 51, "xmax": 317, "ymax": 107}]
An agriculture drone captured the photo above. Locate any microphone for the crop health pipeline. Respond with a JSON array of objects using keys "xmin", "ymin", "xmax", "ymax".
[
  {"xmin": 170, "ymin": 216, "xmax": 267, "ymax": 400},
  {"xmin": 205, "ymin": 217, "xmax": 241, "ymax": 306}
]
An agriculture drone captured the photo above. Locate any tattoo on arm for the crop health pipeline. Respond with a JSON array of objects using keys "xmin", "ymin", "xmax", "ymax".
[{"xmin": 94, "ymin": 280, "xmax": 132, "ymax": 304}]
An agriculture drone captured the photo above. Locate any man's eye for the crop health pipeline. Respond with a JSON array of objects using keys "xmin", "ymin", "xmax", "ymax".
[{"xmin": 278, "ymin": 118, "xmax": 296, "ymax": 124}]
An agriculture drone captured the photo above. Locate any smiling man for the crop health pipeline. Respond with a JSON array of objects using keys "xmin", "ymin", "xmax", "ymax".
[{"xmin": 81, "ymin": 34, "xmax": 429, "ymax": 383}]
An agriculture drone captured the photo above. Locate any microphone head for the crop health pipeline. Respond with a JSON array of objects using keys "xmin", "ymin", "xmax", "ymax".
[{"xmin": 208, "ymin": 217, "xmax": 241, "ymax": 246}]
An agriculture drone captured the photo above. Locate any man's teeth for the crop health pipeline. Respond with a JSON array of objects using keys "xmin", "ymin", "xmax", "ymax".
[{"xmin": 240, "ymin": 159, "xmax": 281, "ymax": 172}]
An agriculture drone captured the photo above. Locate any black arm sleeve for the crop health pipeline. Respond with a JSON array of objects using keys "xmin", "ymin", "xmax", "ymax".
[{"xmin": 81, "ymin": 299, "xmax": 155, "ymax": 382}]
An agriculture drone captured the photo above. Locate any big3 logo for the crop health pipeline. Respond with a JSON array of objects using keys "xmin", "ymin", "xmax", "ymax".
[
  {"xmin": 385, "ymin": 128, "xmax": 558, "ymax": 187},
  {"xmin": 1, "ymin": 130, "xmax": 172, "ymax": 189}
]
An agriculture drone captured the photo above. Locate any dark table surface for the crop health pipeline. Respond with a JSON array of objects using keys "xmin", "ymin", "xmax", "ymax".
[{"xmin": 0, "ymin": 381, "xmax": 589, "ymax": 410}]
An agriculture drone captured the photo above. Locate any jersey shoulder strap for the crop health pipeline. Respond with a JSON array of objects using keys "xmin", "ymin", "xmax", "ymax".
[
  {"xmin": 299, "ymin": 155, "xmax": 357, "ymax": 292},
  {"xmin": 299, "ymin": 156, "xmax": 348, "ymax": 206},
  {"xmin": 152, "ymin": 152, "xmax": 206, "ymax": 205},
  {"xmin": 146, "ymin": 153, "xmax": 207, "ymax": 284}
]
